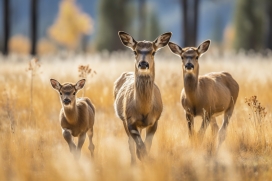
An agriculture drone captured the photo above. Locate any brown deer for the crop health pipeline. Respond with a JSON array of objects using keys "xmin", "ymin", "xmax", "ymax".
[
  {"xmin": 50, "ymin": 79, "xmax": 95, "ymax": 159},
  {"xmin": 114, "ymin": 31, "xmax": 172, "ymax": 164},
  {"xmin": 168, "ymin": 40, "xmax": 239, "ymax": 148}
]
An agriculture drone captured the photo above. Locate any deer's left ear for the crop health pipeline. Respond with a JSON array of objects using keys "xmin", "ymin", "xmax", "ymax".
[
  {"xmin": 50, "ymin": 79, "xmax": 62, "ymax": 91},
  {"xmin": 197, "ymin": 40, "xmax": 210, "ymax": 56},
  {"xmin": 75, "ymin": 79, "xmax": 86, "ymax": 90},
  {"xmin": 153, "ymin": 32, "xmax": 172, "ymax": 51}
]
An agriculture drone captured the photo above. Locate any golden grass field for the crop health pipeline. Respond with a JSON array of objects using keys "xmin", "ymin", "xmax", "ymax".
[{"xmin": 0, "ymin": 50, "xmax": 272, "ymax": 181}]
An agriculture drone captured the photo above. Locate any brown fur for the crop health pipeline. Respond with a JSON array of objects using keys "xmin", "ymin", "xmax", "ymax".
[
  {"xmin": 168, "ymin": 40, "xmax": 239, "ymax": 149},
  {"xmin": 50, "ymin": 79, "xmax": 95, "ymax": 159},
  {"xmin": 114, "ymin": 31, "xmax": 171, "ymax": 163}
]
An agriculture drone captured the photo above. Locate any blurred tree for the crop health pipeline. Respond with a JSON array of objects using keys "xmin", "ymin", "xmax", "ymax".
[
  {"xmin": 138, "ymin": 0, "xmax": 146, "ymax": 40},
  {"xmin": 234, "ymin": 0, "xmax": 266, "ymax": 51},
  {"xmin": 30, "ymin": 0, "xmax": 38, "ymax": 56},
  {"xmin": 95, "ymin": 0, "xmax": 132, "ymax": 51},
  {"xmin": 267, "ymin": 0, "xmax": 272, "ymax": 50},
  {"xmin": 3, "ymin": 0, "xmax": 10, "ymax": 56},
  {"xmin": 180, "ymin": 0, "xmax": 199, "ymax": 47},
  {"xmin": 145, "ymin": 10, "xmax": 161, "ymax": 40},
  {"xmin": 48, "ymin": 0, "xmax": 93, "ymax": 50}
]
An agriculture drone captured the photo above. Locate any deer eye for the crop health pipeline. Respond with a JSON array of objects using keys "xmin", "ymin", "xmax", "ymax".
[
  {"xmin": 60, "ymin": 92, "xmax": 62, "ymax": 95},
  {"xmin": 73, "ymin": 92, "xmax": 76, "ymax": 95},
  {"xmin": 134, "ymin": 51, "xmax": 137, "ymax": 56},
  {"xmin": 152, "ymin": 52, "xmax": 156, "ymax": 56},
  {"xmin": 196, "ymin": 56, "xmax": 199, "ymax": 60}
]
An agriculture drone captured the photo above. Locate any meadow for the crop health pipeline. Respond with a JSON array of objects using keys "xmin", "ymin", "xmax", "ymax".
[{"xmin": 0, "ymin": 49, "xmax": 271, "ymax": 181}]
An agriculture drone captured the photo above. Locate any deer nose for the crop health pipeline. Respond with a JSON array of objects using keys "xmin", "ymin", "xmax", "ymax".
[
  {"xmin": 63, "ymin": 98, "xmax": 71, "ymax": 105},
  {"xmin": 138, "ymin": 61, "xmax": 149, "ymax": 69},
  {"xmin": 185, "ymin": 63, "xmax": 194, "ymax": 70}
]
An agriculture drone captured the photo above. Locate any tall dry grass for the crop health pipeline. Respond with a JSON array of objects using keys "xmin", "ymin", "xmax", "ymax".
[{"xmin": 0, "ymin": 51, "xmax": 271, "ymax": 181}]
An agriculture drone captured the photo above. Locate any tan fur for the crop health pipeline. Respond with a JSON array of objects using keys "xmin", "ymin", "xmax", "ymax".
[
  {"xmin": 50, "ymin": 79, "xmax": 95, "ymax": 159},
  {"xmin": 168, "ymin": 40, "xmax": 239, "ymax": 149},
  {"xmin": 114, "ymin": 31, "xmax": 171, "ymax": 163}
]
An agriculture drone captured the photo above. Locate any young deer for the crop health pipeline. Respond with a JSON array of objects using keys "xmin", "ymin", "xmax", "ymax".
[
  {"xmin": 168, "ymin": 40, "xmax": 239, "ymax": 148},
  {"xmin": 114, "ymin": 31, "xmax": 172, "ymax": 164},
  {"xmin": 50, "ymin": 79, "xmax": 95, "ymax": 159}
]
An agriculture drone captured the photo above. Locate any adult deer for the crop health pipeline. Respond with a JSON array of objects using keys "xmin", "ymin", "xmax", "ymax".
[
  {"xmin": 168, "ymin": 40, "xmax": 239, "ymax": 148},
  {"xmin": 114, "ymin": 31, "xmax": 172, "ymax": 164},
  {"xmin": 50, "ymin": 79, "xmax": 95, "ymax": 159}
]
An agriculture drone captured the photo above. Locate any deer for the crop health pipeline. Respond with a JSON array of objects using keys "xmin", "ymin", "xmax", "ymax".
[
  {"xmin": 50, "ymin": 79, "xmax": 95, "ymax": 159},
  {"xmin": 114, "ymin": 31, "xmax": 172, "ymax": 164},
  {"xmin": 168, "ymin": 40, "xmax": 239, "ymax": 149}
]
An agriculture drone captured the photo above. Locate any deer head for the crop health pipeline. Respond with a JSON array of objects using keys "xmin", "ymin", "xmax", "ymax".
[
  {"xmin": 50, "ymin": 79, "xmax": 86, "ymax": 106},
  {"xmin": 118, "ymin": 31, "xmax": 172, "ymax": 75},
  {"xmin": 168, "ymin": 40, "xmax": 210, "ymax": 75}
]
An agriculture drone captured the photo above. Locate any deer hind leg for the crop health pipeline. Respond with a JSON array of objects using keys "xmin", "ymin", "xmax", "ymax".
[
  {"xmin": 218, "ymin": 107, "xmax": 234, "ymax": 149},
  {"xmin": 145, "ymin": 120, "xmax": 158, "ymax": 153},
  {"xmin": 123, "ymin": 121, "xmax": 136, "ymax": 164},
  {"xmin": 62, "ymin": 129, "xmax": 76, "ymax": 156},
  {"xmin": 87, "ymin": 128, "xmax": 95, "ymax": 157},
  {"xmin": 210, "ymin": 117, "xmax": 219, "ymax": 139}
]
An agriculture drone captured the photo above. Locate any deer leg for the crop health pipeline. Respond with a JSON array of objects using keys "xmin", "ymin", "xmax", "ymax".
[
  {"xmin": 145, "ymin": 120, "xmax": 158, "ymax": 153},
  {"xmin": 218, "ymin": 108, "xmax": 233, "ymax": 149},
  {"xmin": 76, "ymin": 133, "xmax": 86, "ymax": 159},
  {"xmin": 123, "ymin": 121, "xmax": 136, "ymax": 164},
  {"xmin": 210, "ymin": 117, "xmax": 219, "ymax": 139},
  {"xmin": 198, "ymin": 116, "xmax": 210, "ymax": 143},
  {"xmin": 87, "ymin": 128, "xmax": 95, "ymax": 157},
  {"xmin": 62, "ymin": 129, "xmax": 76, "ymax": 155},
  {"xmin": 127, "ymin": 123, "xmax": 147, "ymax": 161},
  {"xmin": 186, "ymin": 113, "xmax": 195, "ymax": 138}
]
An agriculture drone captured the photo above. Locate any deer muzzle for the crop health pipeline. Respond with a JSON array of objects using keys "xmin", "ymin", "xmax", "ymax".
[
  {"xmin": 138, "ymin": 61, "xmax": 149, "ymax": 70},
  {"xmin": 63, "ymin": 98, "xmax": 71, "ymax": 105}
]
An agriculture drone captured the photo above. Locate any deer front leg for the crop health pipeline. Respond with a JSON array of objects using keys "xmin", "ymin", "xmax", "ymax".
[
  {"xmin": 76, "ymin": 132, "xmax": 87, "ymax": 159},
  {"xmin": 62, "ymin": 129, "xmax": 76, "ymax": 155},
  {"xmin": 198, "ymin": 115, "xmax": 210, "ymax": 143},
  {"xmin": 145, "ymin": 120, "xmax": 158, "ymax": 153},
  {"xmin": 128, "ymin": 123, "xmax": 147, "ymax": 161},
  {"xmin": 186, "ymin": 113, "xmax": 195, "ymax": 138}
]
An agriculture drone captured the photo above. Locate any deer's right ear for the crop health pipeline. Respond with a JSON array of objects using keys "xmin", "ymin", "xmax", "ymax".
[
  {"xmin": 50, "ymin": 79, "xmax": 61, "ymax": 90},
  {"xmin": 168, "ymin": 42, "xmax": 183, "ymax": 56},
  {"xmin": 118, "ymin": 31, "xmax": 137, "ymax": 50}
]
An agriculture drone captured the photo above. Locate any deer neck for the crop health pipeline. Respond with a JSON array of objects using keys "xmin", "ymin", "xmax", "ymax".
[
  {"xmin": 63, "ymin": 101, "xmax": 78, "ymax": 125},
  {"xmin": 134, "ymin": 67, "xmax": 155, "ymax": 114},
  {"xmin": 183, "ymin": 68, "xmax": 199, "ymax": 102}
]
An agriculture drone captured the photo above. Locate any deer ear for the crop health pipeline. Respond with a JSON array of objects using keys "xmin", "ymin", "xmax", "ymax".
[
  {"xmin": 50, "ymin": 79, "xmax": 61, "ymax": 90},
  {"xmin": 153, "ymin": 32, "xmax": 172, "ymax": 51},
  {"xmin": 75, "ymin": 79, "xmax": 86, "ymax": 90},
  {"xmin": 118, "ymin": 31, "xmax": 137, "ymax": 50},
  {"xmin": 168, "ymin": 42, "xmax": 183, "ymax": 56},
  {"xmin": 197, "ymin": 40, "xmax": 210, "ymax": 56}
]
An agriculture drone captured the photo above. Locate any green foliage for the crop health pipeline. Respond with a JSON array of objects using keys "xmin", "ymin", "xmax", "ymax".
[
  {"xmin": 95, "ymin": 0, "xmax": 133, "ymax": 52},
  {"xmin": 234, "ymin": 0, "xmax": 266, "ymax": 51}
]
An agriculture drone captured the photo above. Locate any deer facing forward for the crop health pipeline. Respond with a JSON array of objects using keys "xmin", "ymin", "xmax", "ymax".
[
  {"xmin": 114, "ymin": 31, "xmax": 172, "ymax": 164},
  {"xmin": 168, "ymin": 40, "xmax": 239, "ymax": 148},
  {"xmin": 50, "ymin": 79, "xmax": 95, "ymax": 159}
]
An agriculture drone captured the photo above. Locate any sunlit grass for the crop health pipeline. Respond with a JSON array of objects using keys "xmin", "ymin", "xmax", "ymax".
[{"xmin": 0, "ymin": 51, "xmax": 272, "ymax": 181}]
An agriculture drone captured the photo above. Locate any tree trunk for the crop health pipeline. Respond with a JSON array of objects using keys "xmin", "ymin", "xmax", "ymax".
[
  {"xmin": 267, "ymin": 0, "xmax": 272, "ymax": 50},
  {"xmin": 30, "ymin": 0, "xmax": 38, "ymax": 56},
  {"xmin": 193, "ymin": 0, "xmax": 199, "ymax": 46},
  {"xmin": 3, "ymin": 0, "xmax": 10, "ymax": 56}
]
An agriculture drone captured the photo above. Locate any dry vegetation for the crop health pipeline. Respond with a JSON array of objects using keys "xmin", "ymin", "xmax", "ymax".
[{"xmin": 0, "ymin": 50, "xmax": 272, "ymax": 181}]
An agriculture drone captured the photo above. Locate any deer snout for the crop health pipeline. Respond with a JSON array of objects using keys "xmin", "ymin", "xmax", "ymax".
[
  {"xmin": 185, "ymin": 63, "xmax": 194, "ymax": 70},
  {"xmin": 63, "ymin": 98, "xmax": 71, "ymax": 105},
  {"xmin": 138, "ymin": 61, "xmax": 149, "ymax": 69}
]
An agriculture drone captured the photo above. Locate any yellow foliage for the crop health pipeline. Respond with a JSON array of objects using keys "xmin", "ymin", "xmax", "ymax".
[
  {"xmin": 37, "ymin": 39, "xmax": 57, "ymax": 55},
  {"xmin": 48, "ymin": 0, "xmax": 93, "ymax": 49},
  {"xmin": 9, "ymin": 35, "xmax": 30, "ymax": 55}
]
